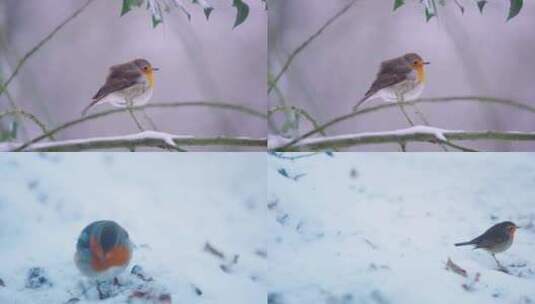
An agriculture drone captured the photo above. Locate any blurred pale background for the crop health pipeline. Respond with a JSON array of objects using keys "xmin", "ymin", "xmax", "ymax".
[
  {"xmin": 269, "ymin": 0, "xmax": 535, "ymax": 151},
  {"xmin": 0, "ymin": 0, "xmax": 266, "ymax": 151}
]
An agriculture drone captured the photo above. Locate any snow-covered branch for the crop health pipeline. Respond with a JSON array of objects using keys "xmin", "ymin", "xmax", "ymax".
[
  {"xmin": 270, "ymin": 126, "xmax": 535, "ymax": 151},
  {"xmin": 274, "ymin": 96, "xmax": 535, "ymax": 150},
  {"xmin": 2, "ymin": 131, "xmax": 266, "ymax": 152},
  {"xmin": 10, "ymin": 101, "xmax": 265, "ymax": 151}
]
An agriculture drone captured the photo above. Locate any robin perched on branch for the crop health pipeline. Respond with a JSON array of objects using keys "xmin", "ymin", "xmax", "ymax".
[
  {"xmin": 75, "ymin": 220, "xmax": 133, "ymax": 284},
  {"xmin": 455, "ymin": 221, "xmax": 519, "ymax": 269},
  {"xmin": 354, "ymin": 53, "xmax": 429, "ymax": 111},
  {"xmin": 82, "ymin": 58, "xmax": 158, "ymax": 116}
]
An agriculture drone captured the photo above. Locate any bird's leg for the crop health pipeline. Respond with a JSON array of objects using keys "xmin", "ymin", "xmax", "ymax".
[
  {"xmin": 410, "ymin": 103, "xmax": 449, "ymax": 151},
  {"xmin": 492, "ymin": 253, "xmax": 509, "ymax": 272},
  {"xmin": 96, "ymin": 281, "xmax": 106, "ymax": 300},
  {"xmin": 412, "ymin": 103, "xmax": 430, "ymax": 125},
  {"xmin": 126, "ymin": 97, "xmax": 145, "ymax": 132},
  {"xmin": 396, "ymin": 93, "xmax": 415, "ymax": 126},
  {"xmin": 141, "ymin": 109, "xmax": 159, "ymax": 131},
  {"xmin": 112, "ymin": 276, "xmax": 128, "ymax": 287}
]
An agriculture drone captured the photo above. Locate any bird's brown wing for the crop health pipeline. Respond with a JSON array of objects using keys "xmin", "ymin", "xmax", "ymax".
[
  {"xmin": 475, "ymin": 234, "xmax": 506, "ymax": 250},
  {"xmin": 377, "ymin": 57, "xmax": 412, "ymax": 76},
  {"xmin": 354, "ymin": 59, "xmax": 412, "ymax": 110},
  {"xmin": 354, "ymin": 73, "xmax": 407, "ymax": 110},
  {"xmin": 82, "ymin": 67, "xmax": 141, "ymax": 116},
  {"xmin": 364, "ymin": 72, "xmax": 406, "ymax": 98},
  {"xmin": 92, "ymin": 67, "xmax": 141, "ymax": 101},
  {"xmin": 471, "ymin": 223, "xmax": 509, "ymax": 249}
]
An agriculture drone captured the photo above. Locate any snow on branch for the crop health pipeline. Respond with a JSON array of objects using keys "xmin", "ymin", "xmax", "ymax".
[
  {"xmin": 1, "ymin": 131, "xmax": 266, "ymax": 152},
  {"xmin": 273, "ymin": 96, "xmax": 535, "ymax": 150},
  {"xmin": 271, "ymin": 126, "xmax": 535, "ymax": 151},
  {"xmin": 9, "ymin": 101, "xmax": 265, "ymax": 151}
]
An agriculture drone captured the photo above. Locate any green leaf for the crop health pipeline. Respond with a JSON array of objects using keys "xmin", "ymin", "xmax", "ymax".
[
  {"xmin": 425, "ymin": 7, "xmax": 435, "ymax": 22},
  {"xmin": 507, "ymin": 0, "xmax": 523, "ymax": 21},
  {"xmin": 0, "ymin": 121, "xmax": 17, "ymax": 142},
  {"xmin": 9, "ymin": 121, "xmax": 17, "ymax": 139},
  {"xmin": 174, "ymin": 3, "xmax": 192, "ymax": 21},
  {"xmin": 192, "ymin": 0, "xmax": 214, "ymax": 19},
  {"xmin": 232, "ymin": 0, "xmax": 250, "ymax": 28},
  {"xmin": 121, "ymin": 0, "xmax": 142, "ymax": 16},
  {"xmin": 147, "ymin": 0, "xmax": 163, "ymax": 28},
  {"xmin": 393, "ymin": 0, "xmax": 405, "ymax": 11},
  {"xmin": 476, "ymin": 1, "xmax": 487, "ymax": 13},
  {"xmin": 152, "ymin": 14, "xmax": 163, "ymax": 28},
  {"xmin": 203, "ymin": 7, "xmax": 214, "ymax": 19}
]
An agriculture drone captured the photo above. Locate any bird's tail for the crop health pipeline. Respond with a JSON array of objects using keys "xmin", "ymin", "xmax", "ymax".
[
  {"xmin": 454, "ymin": 241, "xmax": 473, "ymax": 247},
  {"xmin": 353, "ymin": 95, "xmax": 371, "ymax": 112},
  {"xmin": 81, "ymin": 99, "xmax": 99, "ymax": 117}
]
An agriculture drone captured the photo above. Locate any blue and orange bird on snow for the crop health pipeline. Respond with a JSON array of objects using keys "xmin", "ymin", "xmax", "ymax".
[{"xmin": 74, "ymin": 220, "xmax": 133, "ymax": 282}]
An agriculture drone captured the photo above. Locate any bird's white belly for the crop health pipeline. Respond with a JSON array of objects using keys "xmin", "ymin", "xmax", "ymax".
[
  {"xmin": 377, "ymin": 80, "xmax": 424, "ymax": 103},
  {"xmin": 102, "ymin": 84, "xmax": 153, "ymax": 108}
]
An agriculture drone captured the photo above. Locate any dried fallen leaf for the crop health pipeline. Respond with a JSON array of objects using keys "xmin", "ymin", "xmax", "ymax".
[{"xmin": 446, "ymin": 257, "xmax": 467, "ymax": 277}]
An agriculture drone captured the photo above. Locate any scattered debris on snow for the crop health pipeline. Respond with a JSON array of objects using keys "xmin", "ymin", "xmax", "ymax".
[{"xmin": 25, "ymin": 267, "xmax": 53, "ymax": 289}]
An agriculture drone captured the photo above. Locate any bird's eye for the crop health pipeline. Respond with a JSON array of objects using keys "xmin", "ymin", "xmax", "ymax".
[
  {"xmin": 413, "ymin": 60, "xmax": 419, "ymax": 65},
  {"xmin": 144, "ymin": 66, "xmax": 149, "ymax": 71}
]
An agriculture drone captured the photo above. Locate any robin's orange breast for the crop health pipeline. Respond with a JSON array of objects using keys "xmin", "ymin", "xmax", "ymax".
[
  {"xmin": 145, "ymin": 71, "xmax": 154, "ymax": 88},
  {"xmin": 91, "ymin": 245, "xmax": 131, "ymax": 271},
  {"xmin": 89, "ymin": 236, "xmax": 131, "ymax": 272},
  {"xmin": 415, "ymin": 65, "xmax": 425, "ymax": 83}
]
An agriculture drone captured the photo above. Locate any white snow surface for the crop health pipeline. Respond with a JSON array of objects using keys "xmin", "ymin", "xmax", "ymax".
[
  {"xmin": 0, "ymin": 153, "xmax": 266, "ymax": 304},
  {"xmin": 267, "ymin": 153, "xmax": 535, "ymax": 304}
]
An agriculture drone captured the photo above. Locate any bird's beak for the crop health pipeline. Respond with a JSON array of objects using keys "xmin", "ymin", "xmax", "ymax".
[
  {"xmin": 423, "ymin": 61, "xmax": 430, "ymax": 65},
  {"xmin": 152, "ymin": 67, "xmax": 159, "ymax": 71}
]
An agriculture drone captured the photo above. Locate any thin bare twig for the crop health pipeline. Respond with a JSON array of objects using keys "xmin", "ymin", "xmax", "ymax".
[
  {"xmin": 409, "ymin": 103, "xmax": 448, "ymax": 151},
  {"xmin": 441, "ymin": 140, "xmax": 478, "ymax": 152},
  {"xmin": 268, "ymin": 76, "xmax": 290, "ymax": 133},
  {"xmin": 0, "ymin": 109, "xmax": 54, "ymax": 140},
  {"xmin": 269, "ymin": 106, "xmax": 328, "ymax": 137},
  {"xmin": 0, "ymin": 88, "xmax": 30, "ymax": 140},
  {"xmin": 127, "ymin": 107, "xmax": 145, "ymax": 131},
  {"xmin": 268, "ymin": 151, "xmax": 329, "ymax": 160},
  {"xmin": 397, "ymin": 100, "xmax": 415, "ymax": 126},
  {"xmin": 268, "ymin": 0, "xmax": 358, "ymax": 94},
  {"xmin": 0, "ymin": 0, "xmax": 96, "ymax": 97},
  {"xmin": 141, "ymin": 109, "xmax": 159, "ymax": 130}
]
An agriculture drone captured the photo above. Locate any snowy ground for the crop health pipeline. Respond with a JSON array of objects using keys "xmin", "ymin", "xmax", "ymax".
[
  {"xmin": 267, "ymin": 153, "xmax": 535, "ymax": 304},
  {"xmin": 0, "ymin": 153, "xmax": 266, "ymax": 304}
]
